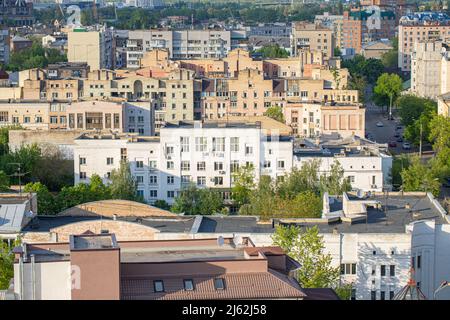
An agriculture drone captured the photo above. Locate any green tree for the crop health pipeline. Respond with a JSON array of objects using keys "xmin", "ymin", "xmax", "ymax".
[
  {"xmin": 23, "ymin": 182, "xmax": 57, "ymax": 215},
  {"xmin": 239, "ymin": 175, "xmax": 277, "ymax": 219},
  {"xmin": 0, "ymin": 238, "xmax": 21, "ymax": 289},
  {"xmin": 0, "ymin": 124, "xmax": 23, "ymax": 156},
  {"xmin": 347, "ymin": 74, "xmax": 367, "ymax": 103},
  {"xmin": 276, "ymin": 160, "xmax": 322, "ymax": 198},
  {"xmin": 272, "ymin": 225, "xmax": 340, "ymax": 289},
  {"xmin": 319, "ymin": 160, "xmax": 352, "ymax": 195},
  {"xmin": 397, "ymin": 95, "xmax": 436, "ymax": 127},
  {"xmin": 428, "ymin": 115, "xmax": 450, "ymax": 179},
  {"xmin": 153, "ymin": 199, "xmax": 171, "ymax": 211},
  {"xmin": 401, "ymin": 156, "xmax": 441, "ymax": 196},
  {"xmin": 171, "ymin": 184, "xmax": 224, "ymax": 215},
  {"xmin": 109, "ymin": 161, "xmax": 139, "ymax": 201},
  {"xmin": 263, "ymin": 105, "xmax": 285, "ymax": 123},
  {"xmin": 255, "ymin": 44, "xmax": 289, "ymax": 58},
  {"xmin": 231, "ymin": 164, "xmax": 256, "ymax": 207},
  {"xmin": 334, "ymin": 47, "xmax": 342, "ymax": 57},
  {"xmin": 391, "ymin": 155, "xmax": 411, "ymax": 190},
  {"xmin": 0, "ymin": 171, "xmax": 10, "ymax": 191},
  {"xmin": 373, "ymin": 73, "xmax": 403, "ymax": 115}
]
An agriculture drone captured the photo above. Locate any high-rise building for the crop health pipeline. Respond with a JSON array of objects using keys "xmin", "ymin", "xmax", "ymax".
[{"xmin": 291, "ymin": 22, "xmax": 335, "ymax": 58}]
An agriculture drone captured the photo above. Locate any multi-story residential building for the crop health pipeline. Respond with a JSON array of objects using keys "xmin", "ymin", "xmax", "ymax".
[
  {"xmin": 73, "ymin": 120, "xmax": 294, "ymax": 205},
  {"xmin": 437, "ymin": 92, "xmax": 450, "ymax": 117},
  {"xmin": 14, "ymin": 191, "xmax": 449, "ymax": 300},
  {"xmin": 398, "ymin": 12, "xmax": 450, "ymax": 72},
  {"xmin": 125, "ymin": 0, "xmax": 165, "ymax": 9},
  {"xmin": 0, "ymin": 0, "xmax": 34, "ymax": 27},
  {"xmin": 293, "ymin": 137, "xmax": 392, "ymax": 192},
  {"xmin": 46, "ymin": 62, "xmax": 90, "ymax": 80},
  {"xmin": 411, "ymin": 41, "xmax": 445, "ymax": 100},
  {"xmin": 0, "ymin": 101, "xmax": 52, "ymax": 130},
  {"xmin": 314, "ymin": 13, "xmax": 344, "ymax": 50},
  {"xmin": 68, "ymin": 27, "xmax": 114, "ymax": 71},
  {"xmin": 126, "ymin": 29, "xmax": 232, "ymax": 68},
  {"xmin": 12, "ymin": 234, "xmax": 316, "ymax": 300},
  {"xmin": 0, "ymin": 29, "xmax": 10, "ymax": 66},
  {"xmin": 291, "ymin": 22, "xmax": 335, "ymax": 58}
]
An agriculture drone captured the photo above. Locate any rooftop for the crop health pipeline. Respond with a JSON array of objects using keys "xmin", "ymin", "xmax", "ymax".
[{"xmin": 71, "ymin": 233, "xmax": 118, "ymax": 250}]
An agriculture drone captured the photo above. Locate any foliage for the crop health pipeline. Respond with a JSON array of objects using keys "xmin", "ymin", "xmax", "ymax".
[
  {"xmin": 397, "ymin": 95, "xmax": 437, "ymax": 127},
  {"xmin": 109, "ymin": 161, "xmax": 140, "ymax": 201},
  {"xmin": 0, "ymin": 125, "xmax": 23, "ymax": 156},
  {"xmin": 428, "ymin": 115, "xmax": 450, "ymax": 180},
  {"xmin": 401, "ymin": 156, "xmax": 441, "ymax": 196},
  {"xmin": 231, "ymin": 164, "xmax": 256, "ymax": 207},
  {"xmin": 342, "ymin": 55, "xmax": 384, "ymax": 84},
  {"xmin": 272, "ymin": 225, "xmax": 340, "ymax": 289},
  {"xmin": 153, "ymin": 199, "xmax": 171, "ymax": 211},
  {"xmin": 171, "ymin": 184, "xmax": 224, "ymax": 215},
  {"xmin": 255, "ymin": 44, "xmax": 289, "ymax": 58},
  {"xmin": 24, "ymin": 182, "xmax": 57, "ymax": 215},
  {"xmin": 391, "ymin": 155, "xmax": 411, "ymax": 189},
  {"xmin": 334, "ymin": 47, "xmax": 342, "ymax": 57},
  {"xmin": 0, "ymin": 238, "xmax": 21, "ymax": 289},
  {"xmin": 0, "ymin": 171, "xmax": 10, "ymax": 192},
  {"xmin": 347, "ymin": 74, "xmax": 367, "ymax": 103},
  {"xmin": 319, "ymin": 160, "xmax": 352, "ymax": 195},
  {"xmin": 373, "ymin": 73, "xmax": 403, "ymax": 113},
  {"xmin": 5, "ymin": 43, "xmax": 66, "ymax": 72},
  {"xmin": 263, "ymin": 105, "xmax": 285, "ymax": 123},
  {"xmin": 334, "ymin": 283, "xmax": 354, "ymax": 300}
]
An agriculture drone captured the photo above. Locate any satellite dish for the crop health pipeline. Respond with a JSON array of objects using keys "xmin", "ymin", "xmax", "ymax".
[
  {"xmin": 217, "ymin": 236, "xmax": 225, "ymax": 247},
  {"xmin": 233, "ymin": 234, "xmax": 243, "ymax": 246},
  {"xmin": 356, "ymin": 189, "xmax": 364, "ymax": 199}
]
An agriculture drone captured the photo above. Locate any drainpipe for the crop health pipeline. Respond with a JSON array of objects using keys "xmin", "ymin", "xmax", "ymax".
[
  {"xmin": 19, "ymin": 256, "xmax": 24, "ymax": 301},
  {"xmin": 31, "ymin": 254, "xmax": 35, "ymax": 301}
]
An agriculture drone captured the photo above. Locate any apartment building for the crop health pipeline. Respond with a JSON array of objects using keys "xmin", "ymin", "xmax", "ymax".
[
  {"xmin": 12, "ymin": 234, "xmax": 312, "ymax": 300},
  {"xmin": 398, "ymin": 12, "xmax": 450, "ymax": 72},
  {"xmin": 411, "ymin": 41, "xmax": 445, "ymax": 100},
  {"xmin": 126, "ymin": 29, "xmax": 232, "ymax": 68},
  {"xmin": 73, "ymin": 120, "xmax": 293, "ymax": 205},
  {"xmin": 291, "ymin": 22, "xmax": 335, "ymax": 58},
  {"xmin": 0, "ymin": 0, "xmax": 34, "ymax": 27},
  {"xmin": 68, "ymin": 28, "xmax": 114, "ymax": 71},
  {"xmin": 0, "ymin": 101, "xmax": 52, "ymax": 130},
  {"xmin": 314, "ymin": 13, "xmax": 344, "ymax": 50},
  {"xmin": 0, "ymin": 29, "xmax": 10, "ymax": 66}
]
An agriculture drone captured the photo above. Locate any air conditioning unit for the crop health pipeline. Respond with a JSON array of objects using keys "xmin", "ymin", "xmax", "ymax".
[
  {"xmin": 219, "ymin": 170, "xmax": 226, "ymax": 175},
  {"xmin": 371, "ymin": 184, "xmax": 377, "ymax": 189}
]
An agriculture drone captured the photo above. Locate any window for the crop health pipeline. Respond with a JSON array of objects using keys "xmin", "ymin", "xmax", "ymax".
[
  {"xmin": 79, "ymin": 157, "xmax": 86, "ymax": 165},
  {"xmin": 136, "ymin": 175, "xmax": 145, "ymax": 184},
  {"xmin": 212, "ymin": 137, "xmax": 225, "ymax": 152},
  {"xmin": 167, "ymin": 176, "xmax": 174, "ymax": 184},
  {"xmin": 167, "ymin": 161, "xmax": 174, "ymax": 169},
  {"xmin": 197, "ymin": 176, "xmax": 206, "ymax": 186},
  {"xmin": 351, "ymin": 289, "xmax": 356, "ymax": 300},
  {"xmin": 149, "ymin": 190, "xmax": 157, "ymax": 198},
  {"xmin": 149, "ymin": 176, "xmax": 157, "ymax": 184},
  {"xmin": 184, "ymin": 279, "xmax": 194, "ymax": 291},
  {"xmin": 214, "ymin": 278, "xmax": 225, "ymax": 290},
  {"xmin": 380, "ymin": 291, "xmax": 385, "ymax": 300},
  {"xmin": 153, "ymin": 280, "xmax": 164, "ymax": 292},
  {"xmin": 166, "ymin": 146, "xmax": 174, "ymax": 155},
  {"xmin": 371, "ymin": 291, "xmax": 376, "ymax": 300},
  {"xmin": 340, "ymin": 263, "xmax": 357, "ymax": 275},
  {"xmin": 135, "ymin": 160, "xmax": 144, "ymax": 169},
  {"xmin": 230, "ymin": 137, "xmax": 239, "ymax": 152},
  {"xmin": 348, "ymin": 176, "xmax": 355, "ymax": 183},
  {"xmin": 181, "ymin": 175, "xmax": 191, "ymax": 184},
  {"xmin": 230, "ymin": 161, "xmax": 239, "ymax": 173},
  {"xmin": 167, "ymin": 191, "xmax": 175, "ymax": 198},
  {"xmin": 181, "ymin": 161, "xmax": 190, "ymax": 171},
  {"xmin": 264, "ymin": 161, "xmax": 271, "ymax": 168},
  {"xmin": 80, "ymin": 172, "xmax": 86, "ymax": 180},
  {"xmin": 197, "ymin": 162, "xmax": 206, "ymax": 171},
  {"xmin": 245, "ymin": 145, "xmax": 253, "ymax": 155},
  {"xmin": 195, "ymin": 137, "xmax": 207, "ymax": 152},
  {"xmin": 181, "ymin": 137, "xmax": 190, "ymax": 152},
  {"xmin": 390, "ymin": 265, "xmax": 395, "ymax": 277},
  {"xmin": 137, "ymin": 190, "xmax": 144, "ymax": 198},
  {"xmin": 277, "ymin": 160, "xmax": 285, "ymax": 169},
  {"xmin": 381, "ymin": 265, "xmax": 386, "ymax": 276},
  {"xmin": 417, "ymin": 255, "xmax": 421, "ymax": 269},
  {"xmin": 371, "ymin": 266, "xmax": 376, "ymax": 276},
  {"xmin": 417, "ymin": 281, "xmax": 421, "ymax": 289},
  {"xmin": 389, "ymin": 291, "xmax": 395, "ymax": 300},
  {"xmin": 214, "ymin": 162, "xmax": 223, "ymax": 171},
  {"xmin": 106, "ymin": 157, "xmax": 114, "ymax": 165},
  {"xmin": 214, "ymin": 176, "xmax": 223, "ymax": 185}
]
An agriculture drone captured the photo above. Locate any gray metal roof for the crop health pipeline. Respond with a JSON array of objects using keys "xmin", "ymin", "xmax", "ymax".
[{"xmin": 0, "ymin": 204, "xmax": 27, "ymax": 233}]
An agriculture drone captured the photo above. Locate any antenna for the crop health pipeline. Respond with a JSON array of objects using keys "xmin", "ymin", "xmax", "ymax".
[{"xmin": 8, "ymin": 162, "xmax": 30, "ymax": 195}]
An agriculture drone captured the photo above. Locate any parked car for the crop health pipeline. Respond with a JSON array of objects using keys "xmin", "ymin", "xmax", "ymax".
[
  {"xmin": 376, "ymin": 121, "xmax": 384, "ymax": 127},
  {"xmin": 402, "ymin": 142, "xmax": 411, "ymax": 150},
  {"xmin": 388, "ymin": 141, "xmax": 397, "ymax": 147},
  {"xmin": 394, "ymin": 132, "xmax": 400, "ymax": 138},
  {"xmin": 443, "ymin": 178, "xmax": 450, "ymax": 188},
  {"xmin": 396, "ymin": 136, "xmax": 404, "ymax": 142},
  {"xmin": 396, "ymin": 125, "xmax": 403, "ymax": 130}
]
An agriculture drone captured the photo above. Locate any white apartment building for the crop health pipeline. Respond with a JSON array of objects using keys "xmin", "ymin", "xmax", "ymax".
[
  {"xmin": 126, "ymin": 30, "xmax": 232, "ymax": 68},
  {"xmin": 74, "ymin": 121, "xmax": 293, "ymax": 204}
]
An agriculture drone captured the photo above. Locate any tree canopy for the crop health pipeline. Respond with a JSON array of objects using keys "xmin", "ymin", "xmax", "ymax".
[
  {"xmin": 263, "ymin": 106, "xmax": 285, "ymax": 123},
  {"xmin": 5, "ymin": 43, "xmax": 66, "ymax": 72},
  {"xmin": 171, "ymin": 184, "xmax": 225, "ymax": 215},
  {"xmin": 255, "ymin": 44, "xmax": 289, "ymax": 58}
]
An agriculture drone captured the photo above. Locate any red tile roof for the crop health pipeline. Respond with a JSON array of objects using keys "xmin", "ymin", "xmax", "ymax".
[{"xmin": 121, "ymin": 270, "xmax": 306, "ymax": 300}]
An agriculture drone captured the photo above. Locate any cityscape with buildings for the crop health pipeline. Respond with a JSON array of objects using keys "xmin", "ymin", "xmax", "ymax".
[{"xmin": 0, "ymin": 0, "xmax": 450, "ymax": 305}]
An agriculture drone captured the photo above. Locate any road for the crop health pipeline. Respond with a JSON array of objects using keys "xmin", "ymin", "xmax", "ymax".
[{"xmin": 364, "ymin": 102, "xmax": 417, "ymax": 155}]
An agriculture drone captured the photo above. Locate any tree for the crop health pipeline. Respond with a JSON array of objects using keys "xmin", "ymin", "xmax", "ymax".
[
  {"xmin": 24, "ymin": 182, "xmax": 57, "ymax": 215},
  {"xmin": 347, "ymin": 74, "xmax": 367, "ymax": 103},
  {"xmin": 401, "ymin": 156, "xmax": 441, "ymax": 196},
  {"xmin": 109, "ymin": 161, "xmax": 140, "ymax": 201},
  {"xmin": 276, "ymin": 160, "xmax": 322, "ymax": 198},
  {"xmin": 319, "ymin": 160, "xmax": 352, "ymax": 196},
  {"xmin": 263, "ymin": 105, "xmax": 285, "ymax": 123},
  {"xmin": 331, "ymin": 67, "xmax": 342, "ymax": 89},
  {"xmin": 373, "ymin": 73, "xmax": 403, "ymax": 116},
  {"xmin": 0, "ymin": 171, "xmax": 10, "ymax": 192},
  {"xmin": 0, "ymin": 238, "xmax": 21, "ymax": 289},
  {"xmin": 153, "ymin": 199, "xmax": 171, "ymax": 211},
  {"xmin": 5, "ymin": 42, "xmax": 66, "ymax": 72},
  {"xmin": 239, "ymin": 175, "xmax": 277, "ymax": 219},
  {"xmin": 231, "ymin": 164, "xmax": 256, "ymax": 207},
  {"xmin": 391, "ymin": 155, "xmax": 411, "ymax": 190},
  {"xmin": 428, "ymin": 114, "xmax": 450, "ymax": 179},
  {"xmin": 0, "ymin": 124, "xmax": 22, "ymax": 156},
  {"xmin": 171, "ymin": 184, "xmax": 224, "ymax": 215},
  {"xmin": 272, "ymin": 225, "xmax": 340, "ymax": 289},
  {"xmin": 397, "ymin": 95, "xmax": 436, "ymax": 127},
  {"xmin": 255, "ymin": 44, "xmax": 289, "ymax": 58},
  {"xmin": 334, "ymin": 47, "xmax": 342, "ymax": 57}
]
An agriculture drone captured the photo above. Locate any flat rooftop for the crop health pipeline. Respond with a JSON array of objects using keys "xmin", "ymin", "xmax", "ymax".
[
  {"xmin": 71, "ymin": 234, "xmax": 117, "ymax": 250},
  {"xmin": 163, "ymin": 120, "xmax": 261, "ymax": 129}
]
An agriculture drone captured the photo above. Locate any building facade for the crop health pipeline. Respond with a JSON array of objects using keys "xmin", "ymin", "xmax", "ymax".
[
  {"xmin": 0, "ymin": 29, "xmax": 10, "ymax": 66},
  {"xmin": 291, "ymin": 22, "xmax": 335, "ymax": 58}
]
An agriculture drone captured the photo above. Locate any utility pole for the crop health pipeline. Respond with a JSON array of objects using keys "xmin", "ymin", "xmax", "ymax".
[
  {"xmin": 8, "ymin": 163, "xmax": 30, "ymax": 195},
  {"xmin": 419, "ymin": 120, "xmax": 423, "ymax": 157}
]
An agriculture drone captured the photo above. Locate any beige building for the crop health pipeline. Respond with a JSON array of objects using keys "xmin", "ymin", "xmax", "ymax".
[
  {"xmin": 411, "ymin": 41, "xmax": 444, "ymax": 100},
  {"xmin": 68, "ymin": 28, "xmax": 114, "ymax": 71},
  {"xmin": 437, "ymin": 92, "xmax": 450, "ymax": 117},
  {"xmin": 291, "ymin": 22, "xmax": 335, "ymax": 58},
  {"xmin": 0, "ymin": 101, "xmax": 51, "ymax": 130},
  {"xmin": 361, "ymin": 40, "xmax": 393, "ymax": 59}
]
